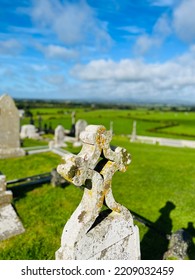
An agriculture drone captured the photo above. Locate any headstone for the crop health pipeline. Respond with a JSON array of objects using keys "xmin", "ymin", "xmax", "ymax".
[
  {"xmin": 56, "ymin": 125, "xmax": 140, "ymax": 260},
  {"xmin": 20, "ymin": 124, "xmax": 40, "ymax": 139},
  {"xmin": 130, "ymin": 120, "xmax": 137, "ymax": 142},
  {"xmin": 68, "ymin": 111, "xmax": 76, "ymax": 137},
  {"xmin": 54, "ymin": 125, "xmax": 67, "ymax": 147},
  {"xmin": 0, "ymin": 175, "xmax": 25, "ymax": 241},
  {"xmin": 0, "ymin": 94, "xmax": 25, "ymax": 158},
  {"xmin": 75, "ymin": 119, "xmax": 88, "ymax": 141},
  {"xmin": 38, "ymin": 115, "xmax": 42, "ymax": 132}
]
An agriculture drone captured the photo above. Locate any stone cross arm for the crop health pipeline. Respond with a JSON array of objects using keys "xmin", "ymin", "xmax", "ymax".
[{"xmin": 57, "ymin": 125, "xmax": 131, "ymax": 187}]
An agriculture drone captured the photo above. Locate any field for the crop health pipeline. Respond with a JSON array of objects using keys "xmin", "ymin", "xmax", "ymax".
[
  {"xmin": 0, "ymin": 105, "xmax": 195, "ymax": 260},
  {"xmin": 22, "ymin": 107, "xmax": 195, "ymax": 140}
]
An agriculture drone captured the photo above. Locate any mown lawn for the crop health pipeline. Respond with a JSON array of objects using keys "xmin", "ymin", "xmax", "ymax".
[
  {"xmin": 0, "ymin": 137, "xmax": 195, "ymax": 260},
  {"xmin": 22, "ymin": 107, "xmax": 195, "ymax": 140}
]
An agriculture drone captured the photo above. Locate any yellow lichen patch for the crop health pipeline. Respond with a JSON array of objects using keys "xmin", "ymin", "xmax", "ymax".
[
  {"xmin": 97, "ymin": 195, "xmax": 105, "ymax": 209},
  {"xmin": 86, "ymin": 189, "xmax": 93, "ymax": 197},
  {"xmin": 112, "ymin": 205, "xmax": 122, "ymax": 213},
  {"xmin": 104, "ymin": 181, "xmax": 111, "ymax": 190}
]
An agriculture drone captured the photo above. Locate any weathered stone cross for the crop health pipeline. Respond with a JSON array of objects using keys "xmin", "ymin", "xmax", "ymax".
[{"xmin": 56, "ymin": 125, "xmax": 140, "ymax": 260}]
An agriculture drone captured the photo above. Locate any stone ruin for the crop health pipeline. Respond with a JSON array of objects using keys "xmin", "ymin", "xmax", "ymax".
[
  {"xmin": 0, "ymin": 174, "xmax": 25, "ymax": 241},
  {"xmin": 56, "ymin": 125, "xmax": 140, "ymax": 260},
  {"xmin": 0, "ymin": 94, "xmax": 25, "ymax": 158}
]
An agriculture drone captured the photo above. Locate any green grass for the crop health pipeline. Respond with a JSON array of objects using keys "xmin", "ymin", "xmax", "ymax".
[
  {"xmin": 0, "ymin": 152, "xmax": 61, "ymax": 180},
  {"xmin": 21, "ymin": 138, "xmax": 48, "ymax": 148},
  {"xmin": 22, "ymin": 107, "xmax": 195, "ymax": 140},
  {"xmin": 0, "ymin": 138, "xmax": 195, "ymax": 260}
]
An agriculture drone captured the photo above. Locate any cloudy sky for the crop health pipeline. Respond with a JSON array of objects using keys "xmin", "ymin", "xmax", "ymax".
[{"xmin": 1, "ymin": 0, "xmax": 195, "ymax": 104}]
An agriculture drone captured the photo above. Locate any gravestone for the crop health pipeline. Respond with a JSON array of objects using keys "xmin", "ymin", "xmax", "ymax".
[
  {"xmin": 68, "ymin": 111, "xmax": 76, "ymax": 137},
  {"xmin": 130, "ymin": 121, "xmax": 137, "ymax": 142},
  {"xmin": 110, "ymin": 121, "xmax": 113, "ymax": 135},
  {"xmin": 20, "ymin": 124, "xmax": 40, "ymax": 139},
  {"xmin": 38, "ymin": 115, "xmax": 43, "ymax": 132},
  {"xmin": 56, "ymin": 125, "xmax": 140, "ymax": 260},
  {"xmin": 53, "ymin": 125, "xmax": 67, "ymax": 147},
  {"xmin": 0, "ymin": 175, "xmax": 25, "ymax": 241},
  {"xmin": 0, "ymin": 94, "xmax": 25, "ymax": 158},
  {"xmin": 75, "ymin": 119, "xmax": 88, "ymax": 141}
]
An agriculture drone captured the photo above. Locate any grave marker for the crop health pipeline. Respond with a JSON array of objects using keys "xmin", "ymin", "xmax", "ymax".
[
  {"xmin": 53, "ymin": 125, "xmax": 67, "ymax": 147},
  {"xmin": 75, "ymin": 119, "xmax": 88, "ymax": 141},
  {"xmin": 56, "ymin": 125, "xmax": 140, "ymax": 260},
  {"xmin": 20, "ymin": 124, "xmax": 40, "ymax": 139},
  {"xmin": 0, "ymin": 94, "xmax": 25, "ymax": 158},
  {"xmin": 130, "ymin": 120, "xmax": 137, "ymax": 142}
]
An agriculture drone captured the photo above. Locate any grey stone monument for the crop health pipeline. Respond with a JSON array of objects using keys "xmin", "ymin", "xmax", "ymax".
[
  {"xmin": 20, "ymin": 124, "xmax": 40, "ymax": 139},
  {"xmin": 0, "ymin": 94, "xmax": 25, "ymax": 158},
  {"xmin": 75, "ymin": 119, "xmax": 88, "ymax": 141},
  {"xmin": 130, "ymin": 120, "xmax": 137, "ymax": 142},
  {"xmin": 0, "ymin": 175, "xmax": 25, "ymax": 241},
  {"xmin": 56, "ymin": 125, "xmax": 140, "ymax": 260},
  {"xmin": 54, "ymin": 125, "xmax": 67, "ymax": 147}
]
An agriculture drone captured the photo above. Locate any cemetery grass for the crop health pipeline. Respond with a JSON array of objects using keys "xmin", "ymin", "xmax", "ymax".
[
  {"xmin": 26, "ymin": 107, "xmax": 195, "ymax": 140},
  {"xmin": 0, "ymin": 139, "xmax": 195, "ymax": 260}
]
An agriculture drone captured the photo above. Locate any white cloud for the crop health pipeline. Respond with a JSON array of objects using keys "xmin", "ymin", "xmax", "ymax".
[
  {"xmin": 134, "ymin": 14, "xmax": 172, "ymax": 55},
  {"xmin": 149, "ymin": 0, "xmax": 177, "ymax": 6},
  {"xmin": 153, "ymin": 14, "xmax": 172, "ymax": 37},
  {"xmin": 37, "ymin": 44, "xmax": 78, "ymax": 60},
  {"xmin": 30, "ymin": 0, "xmax": 112, "ymax": 48},
  {"xmin": 119, "ymin": 25, "xmax": 145, "ymax": 34},
  {"xmin": 71, "ymin": 48, "xmax": 195, "ymax": 103},
  {"xmin": 173, "ymin": 0, "xmax": 195, "ymax": 43},
  {"xmin": 149, "ymin": 0, "xmax": 195, "ymax": 45},
  {"xmin": 44, "ymin": 74, "xmax": 66, "ymax": 85},
  {"xmin": 0, "ymin": 39, "xmax": 22, "ymax": 55},
  {"xmin": 72, "ymin": 59, "xmax": 151, "ymax": 81},
  {"xmin": 134, "ymin": 35, "xmax": 160, "ymax": 55}
]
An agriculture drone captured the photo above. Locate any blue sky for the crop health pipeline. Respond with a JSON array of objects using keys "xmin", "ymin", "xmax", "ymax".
[{"xmin": 1, "ymin": 0, "xmax": 195, "ymax": 104}]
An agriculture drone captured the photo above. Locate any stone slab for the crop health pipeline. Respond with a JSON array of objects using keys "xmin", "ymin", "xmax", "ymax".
[
  {"xmin": 0, "ymin": 191, "xmax": 13, "ymax": 206},
  {"xmin": 56, "ymin": 211, "xmax": 140, "ymax": 260},
  {"xmin": 0, "ymin": 204, "xmax": 25, "ymax": 241},
  {"xmin": 0, "ymin": 148, "xmax": 25, "ymax": 159}
]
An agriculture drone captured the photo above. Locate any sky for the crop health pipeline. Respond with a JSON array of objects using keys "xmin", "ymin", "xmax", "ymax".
[{"xmin": 1, "ymin": 0, "xmax": 195, "ymax": 104}]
